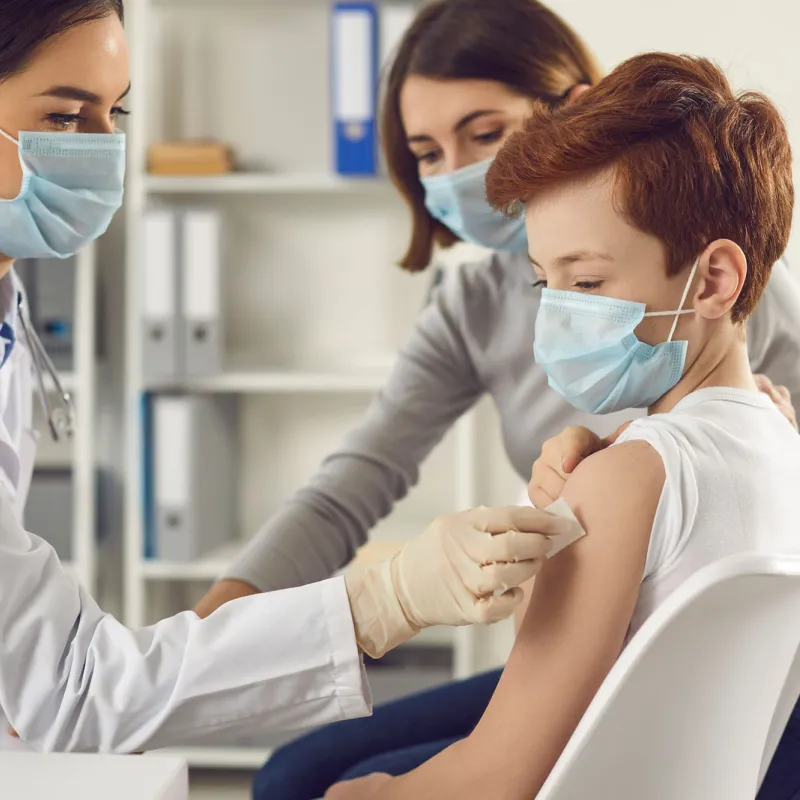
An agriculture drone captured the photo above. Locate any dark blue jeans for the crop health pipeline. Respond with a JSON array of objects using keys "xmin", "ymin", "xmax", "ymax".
[
  {"xmin": 252, "ymin": 668, "xmax": 800, "ymax": 800},
  {"xmin": 252, "ymin": 669, "xmax": 502, "ymax": 800}
]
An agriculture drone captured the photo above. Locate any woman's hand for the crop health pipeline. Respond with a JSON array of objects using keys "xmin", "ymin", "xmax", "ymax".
[
  {"xmin": 754, "ymin": 374, "xmax": 797, "ymax": 430},
  {"xmin": 528, "ymin": 376, "xmax": 797, "ymax": 509},
  {"xmin": 528, "ymin": 423, "xmax": 629, "ymax": 509},
  {"xmin": 193, "ymin": 579, "xmax": 259, "ymax": 619},
  {"xmin": 325, "ymin": 773, "xmax": 394, "ymax": 799}
]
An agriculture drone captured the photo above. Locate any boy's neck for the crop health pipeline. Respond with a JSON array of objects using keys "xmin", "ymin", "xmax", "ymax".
[{"xmin": 648, "ymin": 331, "xmax": 755, "ymax": 416}]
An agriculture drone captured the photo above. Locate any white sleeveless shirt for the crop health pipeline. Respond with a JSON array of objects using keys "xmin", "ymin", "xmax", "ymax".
[{"xmin": 616, "ymin": 387, "xmax": 800, "ymax": 638}]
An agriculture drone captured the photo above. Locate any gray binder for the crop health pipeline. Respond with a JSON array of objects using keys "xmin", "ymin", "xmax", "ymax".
[
  {"xmin": 153, "ymin": 394, "xmax": 237, "ymax": 562},
  {"xmin": 25, "ymin": 468, "xmax": 74, "ymax": 561},
  {"xmin": 15, "ymin": 257, "xmax": 76, "ymax": 372},
  {"xmin": 179, "ymin": 209, "xmax": 222, "ymax": 377},
  {"xmin": 141, "ymin": 208, "xmax": 179, "ymax": 382}
]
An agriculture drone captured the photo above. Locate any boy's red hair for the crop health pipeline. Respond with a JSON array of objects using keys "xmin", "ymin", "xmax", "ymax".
[{"xmin": 486, "ymin": 53, "xmax": 793, "ymax": 321}]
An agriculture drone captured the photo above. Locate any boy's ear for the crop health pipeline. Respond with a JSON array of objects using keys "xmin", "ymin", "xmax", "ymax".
[{"xmin": 693, "ymin": 239, "xmax": 747, "ymax": 320}]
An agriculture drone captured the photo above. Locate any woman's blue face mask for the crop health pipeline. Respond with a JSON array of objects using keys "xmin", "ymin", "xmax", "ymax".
[
  {"xmin": 0, "ymin": 127, "xmax": 126, "ymax": 260},
  {"xmin": 420, "ymin": 158, "xmax": 528, "ymax": 253}
]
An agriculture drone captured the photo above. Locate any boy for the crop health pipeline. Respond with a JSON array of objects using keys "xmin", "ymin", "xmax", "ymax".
[{"xmin": 328, "ymin": 52, "xmax": 800, "ymax": 799}]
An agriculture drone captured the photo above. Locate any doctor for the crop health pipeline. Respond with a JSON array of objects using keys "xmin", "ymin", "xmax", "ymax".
[{"xmin": 0, "ymin": 0, "xmax": 573, "ymax": 753}]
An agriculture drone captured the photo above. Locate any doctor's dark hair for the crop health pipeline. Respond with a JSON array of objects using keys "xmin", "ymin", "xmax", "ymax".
[
  {"xmin": 382, "ymin": 0, "xmax": 602, "ymax": 271},
  {"xmin": 487, "ymin": 53, "xmax": 794, "ymax": 322},
  {"xmin": 0, "ymin": 0, "xmax": 124, "ymax": 82}
]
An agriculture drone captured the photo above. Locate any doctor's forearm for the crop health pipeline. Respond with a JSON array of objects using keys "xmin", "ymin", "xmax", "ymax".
[
  {"xmin": 2, "ymin": 503, "xmax": 371, "ymax": 752},
  {"xmin": 9, "ymin": 581, "xmax": 370, "ymax": 753}
]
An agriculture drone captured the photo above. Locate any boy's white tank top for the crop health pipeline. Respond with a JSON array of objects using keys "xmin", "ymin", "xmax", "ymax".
[{"xmin": 616, "ymin": 387, "xmax": 800, "ymax": 637}]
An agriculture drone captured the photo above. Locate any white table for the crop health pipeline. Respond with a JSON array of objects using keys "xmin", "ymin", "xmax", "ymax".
[{"xmin": 0, "ymin": 752, "xmax": 188, "ymax": 799}]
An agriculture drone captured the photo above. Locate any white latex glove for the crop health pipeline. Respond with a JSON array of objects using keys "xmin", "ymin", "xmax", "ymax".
[{"xmin": 344, "ymin": 505, "xmax": 582, "ymax": 658}]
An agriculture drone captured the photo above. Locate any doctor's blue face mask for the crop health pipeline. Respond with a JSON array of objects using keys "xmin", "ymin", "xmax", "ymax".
[
  {"xmin": 421, "ymin": 158, "xmax": 528, "ymax": 253},
  {"xmin": 533, "ymin": 258, "xmax": 700, "ymax": 414},
  {"xmin": 0, "ymin": 127, "xmax": 126, "ymax": 260}
]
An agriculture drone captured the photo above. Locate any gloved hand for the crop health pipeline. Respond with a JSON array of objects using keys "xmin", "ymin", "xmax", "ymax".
[{"xmin": 344, "ymin": 505, "xmax": 581, "ymax": 658}]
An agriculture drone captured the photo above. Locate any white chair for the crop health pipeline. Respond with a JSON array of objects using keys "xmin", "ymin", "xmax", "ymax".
[
  {"xmin": 758, "ymin": 642, "xmax": 800, "ymax": 789},
  {"xmin": 537, "ymin": 553, "xmax": 800, "ymax": 800}
]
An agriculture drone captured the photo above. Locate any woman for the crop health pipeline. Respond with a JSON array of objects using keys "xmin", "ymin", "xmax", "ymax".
[
  {"xmin": 327, "ymin": 50, "xmax": 800, "ymax": 799},
  {"xmin": 0, "ymin": 0, "xmax": 563, "ymax": 755},
  {"xmin": 245, "ymin": 1, "xmax": 800, "ymax": 797}
]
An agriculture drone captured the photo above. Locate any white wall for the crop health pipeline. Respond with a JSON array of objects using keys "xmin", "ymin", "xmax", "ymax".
[{"xmin": 548, "ymin": 0, "xmax": 800, "ymax": 269}]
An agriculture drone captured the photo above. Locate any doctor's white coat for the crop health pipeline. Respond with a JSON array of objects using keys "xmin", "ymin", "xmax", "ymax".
[{"xmin": 0, "ymin": 275, "xmax": 371, "ymax": 753}]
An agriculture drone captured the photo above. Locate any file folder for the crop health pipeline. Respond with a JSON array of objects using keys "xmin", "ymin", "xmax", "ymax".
[
  {"xmin": 14, "ymin": 257, "xmax": 76, "ymax": 372},
  {"xmin": 141, "ymin": 209, "xmax": 179, "ymax": 382},
  {"xmin": 380, "ymin": 4, "xmax": 415, "ymax": 69},
  {"xmin": 26, "ymin": 467, "xmax": 74, "ymax": 562},
  {"xmin": 180, "ymin": 209, "xmax": 222, "ymax": 377},
  {"xmin": 152, "ymin": 394, "xmax": 237, "ymax": 562},
  {"xmin": 333, "ymin": 2, "xmax": 379, "ymax": 176}
]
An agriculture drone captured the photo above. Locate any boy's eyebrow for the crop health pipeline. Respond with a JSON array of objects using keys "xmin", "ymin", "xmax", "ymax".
[{"xmin": 528, "ymin": 250, "xmax": 615, "ymax": 269}]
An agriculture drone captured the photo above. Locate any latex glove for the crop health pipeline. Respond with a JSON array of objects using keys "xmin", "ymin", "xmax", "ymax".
[
  {"xmin": 754, "ymin": 374, "xmax": 798, "ymax": 430},
  {"xmin": 345, "ymin": 505, "xmax": 580, "ymax": 658}
]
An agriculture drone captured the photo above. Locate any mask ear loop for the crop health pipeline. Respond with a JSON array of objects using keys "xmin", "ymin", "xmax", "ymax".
[
  {"xmin": 666, "ymin": 258, "xmax": 700, "ymax": 342},
  {"xmin": 643, "ymin": 257, "xmax": 700, "ymax": 339},
  {"xmin": 0, "ymin": 128, "xmax": 18, "ymax": 146}
]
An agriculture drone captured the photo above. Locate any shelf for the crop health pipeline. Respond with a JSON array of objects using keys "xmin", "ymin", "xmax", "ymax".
[
  {"xmin": 141, "ymin": 534, "xmax": 411, "ymax": 582},
  {"xmin": 145, "ymin": 368, "xmax": 391, "ymax": 394},
  {"xmin": 147, "ymin": 746, "xmax": 269, "ymax": 770},
  {"xmin": 141, "ymin": 541, "xmax": 242, "ymax": 581},
  {"xmin": 145, "ymin": 172, "xmax": 391, "ymax": 195}
]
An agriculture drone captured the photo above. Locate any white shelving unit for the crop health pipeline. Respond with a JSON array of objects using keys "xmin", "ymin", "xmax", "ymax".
[
  {"xmin": 32, "ymin": 245, "xmax": 98, "ymax": 594},
  {"xmin": 145, "ymin": 366, "xmax": 392, "ymax": 394},
  {"xmin": 124, "ymin": 0, "xmax": 492, "ymax": 770},
  {"xmin": 145, "ymin": 172, "xmax": 392, "ymax": 195}
]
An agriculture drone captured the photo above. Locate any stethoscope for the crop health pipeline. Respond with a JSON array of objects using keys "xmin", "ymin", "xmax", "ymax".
[{"xmin": 16, "ymin": 298, "xmax": 75, "ymax": 442}]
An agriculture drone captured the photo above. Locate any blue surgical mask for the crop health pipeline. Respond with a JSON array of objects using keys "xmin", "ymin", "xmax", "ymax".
[
  {"xmin": 534, "ymin": 259, "xmax": 699, "ymax": 414},
  {"xmin": 0, "ymin": 128, "xmax": 126, "ymax": 259},
  {"xmin": 421, "ymin": 158, "xmax": 528, "ymax": 252}
]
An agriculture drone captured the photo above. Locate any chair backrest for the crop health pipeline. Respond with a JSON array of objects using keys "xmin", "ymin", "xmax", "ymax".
[
  {"xmin": 537, "ymin": 553, "xmax": 800, "ymax": 800},
  {"xmin": 758, "ymin": 641, "xmax": 800, "ymax": 788}
]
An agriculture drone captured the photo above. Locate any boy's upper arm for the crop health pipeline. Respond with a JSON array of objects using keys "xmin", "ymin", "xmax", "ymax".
[{"xmin": 464, "ymin": 439, "xmax": 666, "ymax": 799}]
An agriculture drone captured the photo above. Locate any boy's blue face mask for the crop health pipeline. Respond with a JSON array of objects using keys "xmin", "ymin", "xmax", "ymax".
[
  {"xmin": 421, "ymin": 158, "xmax": 528, "ymax": 253},
  {"xmin": 534, "ymin": 259, "xmax": 699, "ymax": 414},
  {"xmin": 0, "ymin": 127, "xmax": 126, "ymax": 260}
]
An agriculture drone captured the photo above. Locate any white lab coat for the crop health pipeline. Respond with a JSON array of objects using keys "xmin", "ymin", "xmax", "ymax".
[{"xmin": 0, "ymin": 274, "xmax": 371, "ymax": 753}]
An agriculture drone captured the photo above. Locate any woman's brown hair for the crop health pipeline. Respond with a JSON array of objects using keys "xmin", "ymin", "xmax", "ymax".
[
  {"xmin": 0, "ymin": 0, "xmax": 124, "ymax": 82},
  {"xmin": 381, "ymin": 0, "xmax": 602, "ymax": 271}
]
